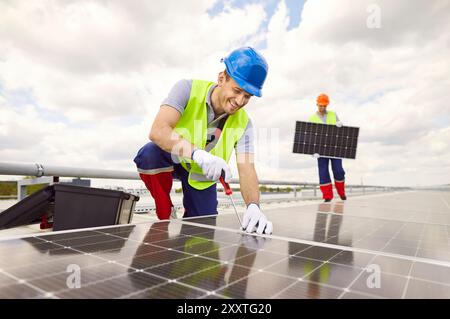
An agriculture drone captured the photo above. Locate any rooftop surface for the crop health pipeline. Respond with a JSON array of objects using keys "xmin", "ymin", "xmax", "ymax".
[{"xmin": 0, "ymin": 190, "xmax": 449, "ymax": 299}]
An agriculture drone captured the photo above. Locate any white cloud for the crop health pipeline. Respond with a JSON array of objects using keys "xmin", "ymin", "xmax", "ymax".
[{"xmin": 0, "ymin": 0, "xmax": 265, "ymax": 122}]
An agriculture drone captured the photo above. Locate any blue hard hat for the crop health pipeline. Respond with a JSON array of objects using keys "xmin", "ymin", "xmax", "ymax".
[{"xmin": 221, "ymin": 47, "xmax": 268, "ymax": 97}]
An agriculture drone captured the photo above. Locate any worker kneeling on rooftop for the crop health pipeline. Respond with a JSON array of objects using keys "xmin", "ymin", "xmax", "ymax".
[{"xmin": 134, "ymin": 47, "xmax": 273, "ymax": 235}]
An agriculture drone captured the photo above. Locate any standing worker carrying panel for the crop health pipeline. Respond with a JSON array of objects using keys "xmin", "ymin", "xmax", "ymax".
[{"xmin": 309, "ymin": 94, "xmax": 347, "ymax": 202}]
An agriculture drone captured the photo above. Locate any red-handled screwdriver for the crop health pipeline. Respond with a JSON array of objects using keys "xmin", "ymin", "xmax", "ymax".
[{"xmin": 219, "ymin": 171, "xmax": 243, "ymax": 228}]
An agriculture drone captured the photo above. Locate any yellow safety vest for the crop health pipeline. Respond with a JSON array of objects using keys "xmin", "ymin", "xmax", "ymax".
[
  {"xmin": 309, "ymin": 110, "xmax": 337, "ymax": 125},
  {"xmin": 174, "ymin": 80, "xmax": 249, "ymax": 190}
]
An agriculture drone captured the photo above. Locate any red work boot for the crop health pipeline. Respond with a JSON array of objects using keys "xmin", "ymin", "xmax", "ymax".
[
  {"xmin": 320, "ymin": 184, "xmax": 333, "ymax": 201},
  {"xmin": 139, "ymin": 172, "xmax": 174, "ymax": 220},
  {"xmin": 335, "ymin": 180, "xmax": 346, "ymax": 200}
]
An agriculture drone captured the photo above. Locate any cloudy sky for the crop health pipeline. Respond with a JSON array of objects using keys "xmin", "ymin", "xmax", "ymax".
[{"xmin": 1, "ymin": 0, "xmax": 449, "ymax": 188}]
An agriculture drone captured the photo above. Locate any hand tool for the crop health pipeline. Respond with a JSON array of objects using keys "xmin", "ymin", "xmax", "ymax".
[{"xmin": 219, "ymin": 172, "xmax": 243, "ymax": 229}]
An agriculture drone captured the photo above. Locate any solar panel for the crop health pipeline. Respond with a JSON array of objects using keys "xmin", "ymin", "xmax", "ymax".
[
  {"xmin": 292, "ymin": 121, "xmax": 360, "ymax": 159},
  {"xmin": 187, "ymin": 198, "xmax": 450, "ymax": 262},
  {"xmin": 1, "ymin": 191, "xmax": 450, "ymax": 300}
]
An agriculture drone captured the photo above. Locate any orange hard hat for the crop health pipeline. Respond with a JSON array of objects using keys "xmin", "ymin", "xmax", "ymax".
[{"xmin": 317, "ymin": 94, "xmax": 329, "ymax": 106}]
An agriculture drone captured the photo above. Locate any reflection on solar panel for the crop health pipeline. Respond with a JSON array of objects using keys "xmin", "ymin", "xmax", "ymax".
[
  {"xmin": 292, "ymin": 121, "xmax": 360, "ymax": 159},
  {"xmin": 0, "ymin": 191, "xmax": 450, "ymax": 299}
]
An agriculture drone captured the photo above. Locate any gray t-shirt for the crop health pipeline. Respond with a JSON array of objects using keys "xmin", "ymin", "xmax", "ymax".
[{"xmin": 162, "ymin": 79, "xmax": 254, "ymax": 154}]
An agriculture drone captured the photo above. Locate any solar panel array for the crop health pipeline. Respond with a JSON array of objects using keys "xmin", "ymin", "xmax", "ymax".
[
  {"xmin": 292, "ymin": 121, "xmax": 359, "ymax": 159},
  {"xmin": 1, "ymin": 191, "xmax": 450, "ymax": 299}
]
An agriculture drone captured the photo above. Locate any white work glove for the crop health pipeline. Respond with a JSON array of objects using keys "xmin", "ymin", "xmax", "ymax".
[
  {"xmin": 192, "ymin": 149, "xmax": 232, "ymax": 182},
  {"xmin": 336, "ymin": 121, "xmax": 343, "ymax": 128},
  {"xmin": 242, "ymin": 203, "xmax": 273, "ymax": 235}
]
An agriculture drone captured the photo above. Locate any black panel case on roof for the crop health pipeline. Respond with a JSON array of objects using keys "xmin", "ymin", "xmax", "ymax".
[{"xmin": 0, "ymin": 184, "xmax": 139, "ymax": 231}]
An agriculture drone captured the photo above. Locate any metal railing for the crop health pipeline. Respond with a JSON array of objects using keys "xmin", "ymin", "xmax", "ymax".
[{"xmin": 0, "ymin": 161, "xmax": 408, "ymax": 201}]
